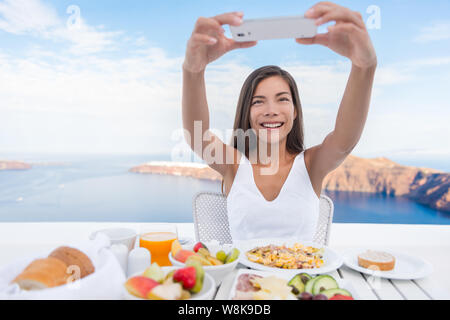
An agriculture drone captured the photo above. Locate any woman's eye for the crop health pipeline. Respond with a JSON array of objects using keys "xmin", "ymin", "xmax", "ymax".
[
  {"xmin": 252, "ymin": 100, "xmax": 263, "ymax": 105},
  {"xmin": 280, "ymin": 97, "xmax": 290, "ymax": 102}
]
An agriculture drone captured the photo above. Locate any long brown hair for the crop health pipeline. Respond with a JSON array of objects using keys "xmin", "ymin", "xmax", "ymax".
[{"xmin": 221, "ymin": 65, "xmax": 306, "ymax": 194}]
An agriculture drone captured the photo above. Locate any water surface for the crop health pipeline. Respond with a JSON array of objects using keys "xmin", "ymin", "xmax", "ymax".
[{"xmin": 0, "ymin": 154, "xmax": 448, "ymax": 225}]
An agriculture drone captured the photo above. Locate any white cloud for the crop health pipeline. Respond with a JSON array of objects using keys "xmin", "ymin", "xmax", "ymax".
[
  {"xmin": 374, "ymin": 66, "xmax": 414, "ymax": 85},
  {"xmin": 2, "ymin": 48, "xmax": 449, "ymax": 155},
  {"xmin": 0, "ymin": 0, "xmax": 59, "ymax": 35},
  {"xmin": 55, "ymin": 18, "xmax": 123, "ymax": 55},
  {"xmin": 0, "ymin": 0, "xmax": 121, "ymax": 54},
  {"xmin": 353, "ymin": 106, "xmax": 450, "ymax": 159},
  {"xmin": 281, "ymin": 61, "xmax": 350, "ymax": 106},
  {"xmin": 404, "ymin": 56, "xmax": 450, "ymax": 67},
  {"xmin": 0, "ymin": 1, "xmax": 449, "ymax": 158},
  {"xmin": 414, "ymin": 21, "xmax": 450, "ymax": 43}
]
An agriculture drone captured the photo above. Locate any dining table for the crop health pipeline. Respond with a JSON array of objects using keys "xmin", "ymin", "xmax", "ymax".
[{"xmin": 0, "ymin": 222, "xmax": 449, "ymax": 300}]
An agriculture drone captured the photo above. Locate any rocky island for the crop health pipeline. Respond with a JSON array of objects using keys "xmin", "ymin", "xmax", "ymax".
[
  {"xmin": 131, "ymin": 155, "xmax": 450, "ymax": 213},
  {"xmin": 130, "ymin": 162, "xmax": 222, "ymax": 181},
  {"xmin": 0, "ymin": 160, "xmax": 32, "ymax": 171}
]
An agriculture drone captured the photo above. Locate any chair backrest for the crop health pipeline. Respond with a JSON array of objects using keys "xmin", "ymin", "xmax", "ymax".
[{"xmin": 193, "ymin": 192, "xmax": 334, "ymax": 246}]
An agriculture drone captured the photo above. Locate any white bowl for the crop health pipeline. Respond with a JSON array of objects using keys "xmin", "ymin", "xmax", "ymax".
[
  {"xmin": 123, "ymin": 267, "xmax": 216, "ymax": 300},
  {"xmin": 169, "ymin": 244, "xmax": 239, "ymax": 286},
  {"xmin": 90, "ymin": 228, "xmax": 137, "ymax": 252}
]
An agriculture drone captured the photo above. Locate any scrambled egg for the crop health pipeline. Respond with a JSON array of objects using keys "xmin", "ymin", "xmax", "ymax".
[{"xmin": 246, "ymin": 243, "xmax": 324, "ymax": 269}]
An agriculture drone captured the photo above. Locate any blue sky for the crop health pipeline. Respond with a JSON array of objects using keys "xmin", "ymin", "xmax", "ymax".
[
  {"xmin": 3, "ymin": 0, "xmax": 450, "ymax": 64},
  {"xmin": 0, "ymin": 0, "xmax": 449, "ymax": 169}
]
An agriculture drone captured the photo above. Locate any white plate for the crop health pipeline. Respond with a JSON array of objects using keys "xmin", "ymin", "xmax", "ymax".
[
  {"xmin": 342, "ymin": 248, "xmax": 434, "ymax": 280},
  {"xmin": 236, "ymin": 238, "xmax": 343, "ymax": 276},
  {"xmin": 227, "ymin": 269, "xmax": 360, "ymax": 300}
]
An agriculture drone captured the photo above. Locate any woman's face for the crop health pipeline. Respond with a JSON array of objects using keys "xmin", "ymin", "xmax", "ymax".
[{"xmin": 249, "ymin": 76, "xmax": 297, "ymax": 146}]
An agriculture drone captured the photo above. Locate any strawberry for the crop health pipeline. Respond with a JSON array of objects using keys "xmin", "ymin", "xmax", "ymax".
[
  {"xmin": 173, "ymin": 267, "xmax": 197, "ymax": 290},
  {"xmin": 329, "ymin": 294, "xmax": 354, "ymax": 300},
  {"xmin": 193, "ymin": 242, "xmax": 208, "ymax": 253}
]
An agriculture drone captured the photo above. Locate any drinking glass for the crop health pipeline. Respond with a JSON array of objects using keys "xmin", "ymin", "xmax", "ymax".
[{"xmin": 138, "ymin": 224, "xmax": 178, "ymax": 267}]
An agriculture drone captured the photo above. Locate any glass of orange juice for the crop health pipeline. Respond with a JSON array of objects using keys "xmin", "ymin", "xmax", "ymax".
[{"xmin": 139, "ymin": 224, "xmax": 178, "ymax": 267}]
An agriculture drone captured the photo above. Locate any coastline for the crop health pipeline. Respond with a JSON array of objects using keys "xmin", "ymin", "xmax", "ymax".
[
  {"xmin": 130, "ymin": 155, "xmax": 450, "ymax": 213},
  {"xmin": 0, "ymin": 161, "xmax": 32, "ymax": 171},
  {"xmin": 2, "ymin": 155, "xmax": 448, "ymax": 213}
]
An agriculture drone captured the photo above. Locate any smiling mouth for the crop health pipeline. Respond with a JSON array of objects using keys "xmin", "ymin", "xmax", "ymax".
[{"xmin": 260, "ymin": 122, "xmax": 285, "ymax": 129}]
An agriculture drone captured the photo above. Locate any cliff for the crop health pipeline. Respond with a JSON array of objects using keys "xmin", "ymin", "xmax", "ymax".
[
  {"xmin": 323, "ymin": 155, "xmax": 449, "ymax": 212},
  {"xmin": 0, "ymin": 161, "xmax": 32, "ymax": 171},
  {"xmin": 131, "ymin": 155, "xmax": 450, "ymax": 213}
]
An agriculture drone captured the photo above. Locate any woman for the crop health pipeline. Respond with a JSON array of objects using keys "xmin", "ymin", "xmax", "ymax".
[{"xmin": 182, "ymin": 2, "xmax": 377, "ymax": 242}]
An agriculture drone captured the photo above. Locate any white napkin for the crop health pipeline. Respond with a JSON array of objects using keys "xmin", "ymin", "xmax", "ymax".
[{"xmin": 0, "ymin": 233, "xmax": 126, "ymax": 300}]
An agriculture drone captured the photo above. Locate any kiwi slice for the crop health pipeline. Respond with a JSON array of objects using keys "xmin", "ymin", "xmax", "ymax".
[{"xmin": 225, "ymin": 248, "xmax": 240, "ymax": 264}]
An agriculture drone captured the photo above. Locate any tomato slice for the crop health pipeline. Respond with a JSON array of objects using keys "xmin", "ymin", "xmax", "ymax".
[{"xmin": 329, "ymin": 294, "xmax": 354, "ymax": 300}]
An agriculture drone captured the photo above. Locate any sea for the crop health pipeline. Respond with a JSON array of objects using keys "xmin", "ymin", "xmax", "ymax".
[{"xmin": 0, "ymin": 153, "xmax": 449, "ymax": 225}]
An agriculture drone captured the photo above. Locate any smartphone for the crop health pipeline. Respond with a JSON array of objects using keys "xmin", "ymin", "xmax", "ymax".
[{"xmin": 230, "ymin": 15, "xmax": 317, "ymax": 42}]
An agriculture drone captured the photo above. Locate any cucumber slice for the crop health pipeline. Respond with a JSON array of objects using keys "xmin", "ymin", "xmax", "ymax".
[
  {"xmin": 304, "ymin": 277, "xmax": 318, "ymax": 294},
  {"xmin": 312, "ymin": 275, "xmax": 339, "ymax": 295},
  {"xmin": 288, "ymin": 274, "xmax": 305, "ymax": 295},
  {"xmin": 299, "ymin": 273, "xmax": 312, "ymax": 284},
  {"xmin": 321, "ymin": 288, "xmax": 353, "ymax": 299}
]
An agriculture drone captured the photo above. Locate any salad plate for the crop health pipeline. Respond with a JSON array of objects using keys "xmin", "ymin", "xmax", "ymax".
[{"xmin": 227, "ymin": 269, "xmax": 360, "ymax": 300}]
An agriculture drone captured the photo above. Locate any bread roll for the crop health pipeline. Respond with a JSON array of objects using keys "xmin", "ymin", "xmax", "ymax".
[
  {"xmin": 358, "ymin": 250, "xmax": 395, "ymax": 271},
  {"xmin": 49, "ymin": 246, "xmax": 95, "ymax": 278},
  {"xmin": 12, "ymin": 257, "xmax": 69, "ymax": 290}
]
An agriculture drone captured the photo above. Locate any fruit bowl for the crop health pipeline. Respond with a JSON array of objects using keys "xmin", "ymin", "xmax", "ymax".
[
  {"xmin": 123, "ymin": 266, "xmax": 216, "ymax": 300},
  {"xmin": 169, "ymin": 243, "xmax": 239, "ymax": 286}
]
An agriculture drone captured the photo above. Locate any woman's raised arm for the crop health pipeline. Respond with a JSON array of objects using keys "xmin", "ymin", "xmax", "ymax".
[
  {"xmin": 296, "ymin": 2, "xmax": 377, "ymax": 182},
  {"xmin": 182, "ymin": 12, "xmax": 257, "ymax": 176}
]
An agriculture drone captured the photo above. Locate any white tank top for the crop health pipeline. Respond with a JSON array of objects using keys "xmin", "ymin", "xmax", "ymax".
[{"xmin": 226, "ymin": 150, "xmax": 320, "ymax": 242}]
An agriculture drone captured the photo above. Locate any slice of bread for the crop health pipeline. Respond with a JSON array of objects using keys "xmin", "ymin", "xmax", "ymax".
[
  {"xmin": 49, "ymin": 246, "xmax": 95, "ymax": 279},
  {"xmin": 12, "ymin": 257, "xmax": 69, "ymax": 290},
  {"xmin": 357, "ymin": 250, "xmax": 395, "ymax": 271}
]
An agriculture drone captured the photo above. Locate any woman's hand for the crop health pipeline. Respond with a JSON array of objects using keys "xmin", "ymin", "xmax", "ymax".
[
  {"xmin": 183, "ymin": 12, "xmax": 258, "ymax": 74},
  {"xmin": 296, "ymin": 2, "xmax": 377, "ymax": 69}
]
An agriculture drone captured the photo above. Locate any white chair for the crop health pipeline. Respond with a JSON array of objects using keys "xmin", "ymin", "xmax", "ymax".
[{"xmin": 193, "ymin": 192, "xmax": 334, "ymax": 246}]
